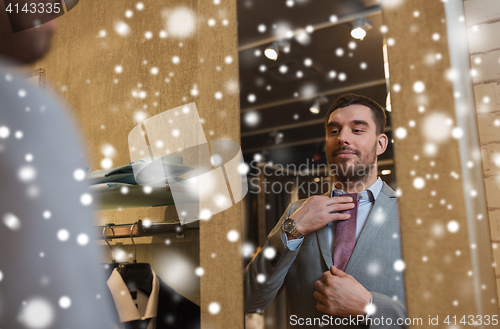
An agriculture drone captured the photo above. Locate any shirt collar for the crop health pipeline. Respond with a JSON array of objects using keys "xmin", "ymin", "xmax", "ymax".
[
  {"xmin": 107, "ymin": 268, "xmax": 159, "ymax": 323},
  {"xmin": 331, "ymin": 177, "xmax": 384, "ymax": 202}
]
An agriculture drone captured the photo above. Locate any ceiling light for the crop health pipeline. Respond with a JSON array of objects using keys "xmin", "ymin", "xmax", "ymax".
[
  {"xmin": 386, "ymin": 92, "xmax": 392, "ymax": 112},
  {"xmin": 351, "ymin": 17, "xmax": 373, "ymax": 40},
  {"xmin": 309, "ymin": 96, "xmax": 328, "ymax": 114},
  {"xmin": 264, "ymin": 40, "xmax": 290, "ymax": 61},
  {"xmin": 264, "ymin": 41, "xmax": 279, "ymax": 61},
  {"xmin": 309, "ymin": 101, "xmax": 320, "ymax": 114}
]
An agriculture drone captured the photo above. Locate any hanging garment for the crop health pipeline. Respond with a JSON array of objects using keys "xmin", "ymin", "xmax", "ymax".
[{"xmin": 107, "ymin": 269, "xmax": 200, "ymax": 329}]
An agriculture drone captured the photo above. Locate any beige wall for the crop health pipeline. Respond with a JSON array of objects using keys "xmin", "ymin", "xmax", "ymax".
[
  {"xmin": 464, "ymin": 0, "xmax": 500, "ymax": 308},
  {"xmin": 33, "ymin": 0, "xmax": 243, "ymax": 327}
]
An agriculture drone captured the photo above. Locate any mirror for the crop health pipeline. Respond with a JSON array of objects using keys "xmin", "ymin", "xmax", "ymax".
[{"xmin": 238, "ymin": 0, "xmax": 499, "ymax": 327}]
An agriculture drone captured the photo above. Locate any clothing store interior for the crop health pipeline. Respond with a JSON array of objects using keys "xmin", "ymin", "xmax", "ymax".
[{"xmin": 1, "ymin": 0, "xmax": 500, "ymax": 328}]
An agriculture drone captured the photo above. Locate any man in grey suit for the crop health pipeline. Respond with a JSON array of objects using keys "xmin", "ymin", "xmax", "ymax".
[{"xmin": 244, "ymin": 94, "xmax": 406, "ymax": 328}]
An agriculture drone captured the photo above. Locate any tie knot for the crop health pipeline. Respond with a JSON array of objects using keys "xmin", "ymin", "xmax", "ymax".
[
  {"xmin": 332, "ymin": 189, "xmax": 360, "ymax": 199},
  {"xmin": 359, "ymin": 190, "xmax": 374, "ymax": 206}
]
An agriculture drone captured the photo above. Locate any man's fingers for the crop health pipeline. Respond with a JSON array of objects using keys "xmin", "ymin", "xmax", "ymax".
[
  {"xmin": 313, "ymin": 290, "xmax": 326, "ymax": 303},
  {"xmin": 322, "ymin": 270, "xmax": 333, "ymax": 282},
  {"xmin": 316, "ymin": 300, "xmax": 327, "ymax": 313},
  {"xmin": 326, "ymin": 202, "xmax": 355, "ymax": 213},
  {"xmin": 314, "ymin": 279, "xmax": 326, "ymax": 291},
  {"xmin": 326, "ymin": 196, "xmax": 354, "ymax": 205},
  {"xmin": 323, "ymin": 211, "xmax": 351, "ymax": 223},
  {"xmin": 313, "ymin": 196, "xmax": 353, "ymax": 209},
  {"xmin": 330, "ymin": 265, "xmax": 348, "ymax": 277}
]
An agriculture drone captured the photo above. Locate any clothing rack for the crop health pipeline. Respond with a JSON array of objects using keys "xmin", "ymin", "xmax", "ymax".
[{"xmin": 97, "ymin": 219, "xmax": 199, "ymax": 240}]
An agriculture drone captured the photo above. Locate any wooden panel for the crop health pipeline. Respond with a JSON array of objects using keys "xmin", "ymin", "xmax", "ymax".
[
  {"xmin": 195, "ymin": 1, "xmax": 243, "ymax": 328},
  {"xmin": 33, "ymin": 0, "xmax": 242, "ymax": 327}
]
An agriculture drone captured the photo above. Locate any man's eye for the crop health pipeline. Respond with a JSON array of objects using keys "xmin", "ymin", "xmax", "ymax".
[
  {"xmin": 353, "ymin": 129, "xmax": 363, "ymax": 133},
  {"xmin": 330, "ymin": 130, "xmax": 338, "ymax": 134}
]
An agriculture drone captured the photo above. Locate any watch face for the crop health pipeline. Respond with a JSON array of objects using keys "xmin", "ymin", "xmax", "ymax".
[{"xmin": 283, "ymin": 219, "xmax": 293, "ymax": 231}]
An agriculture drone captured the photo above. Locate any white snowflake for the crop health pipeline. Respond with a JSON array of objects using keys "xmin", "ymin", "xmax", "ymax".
[
  {"xmin": 80, "ymin": 193, "xmax": 92, "ymax": 206},
  {"xmin": 227, "ymin": 230, "xmax": 239, "ymax": 242},
  {"xmin": 163, "ymin": 7, "xmax": 197, "ymax": 38},
  {"xmin": 393, "ymin": 260, "xmax": 405, "ymax": 272},
  {"xmin": 3, "ymin": 213, "xmax": 21, "ymax": 230},
  {"xmin": 18, "ymin": 298, "xmax": 54, "ymax": 328},
  {"xmin": 372, "ymin": 208, "xmax": 386, "ymax": 224},
  {"xmin": 101, "ymin": 158, "xmax": 112, "ymax": 169},
  {"xmin": 413, "ymin": 81, "xmax": 425, "ymax": 93},
  {"xmin": 0, "ymin": 126, "xmax": 10, "ymax": 139},
  {"xmin": 114, "ymin": 21, "xmax": 131, "ymax": 36},
  {"xmin": 208, "ymin": 302, "xmax": 220, "ymax": 314},
  {"xmin": 395, "ymin": 127, "xmax": 407, "ymax": 139},
  {"xmin": 77, "ymin": 233, "xmax": 89, "ymax": 246},
  {"xmin": 413, "ymin": 177, "xmax": 425, "ymax": 189},
  {"xmin": 57, "ymin": 229, "xmax": 70, "ymax": 241},
  {"xmin": 367, "ymin": 262, "xmax": 381, "ymax": 276},
  {"xmin": 18, "ymin": 166, "xmax": 36, "ymax": 182},
  {"xmin": 195, "ymin": 267, "xmax": 204, "ymax": 276}
]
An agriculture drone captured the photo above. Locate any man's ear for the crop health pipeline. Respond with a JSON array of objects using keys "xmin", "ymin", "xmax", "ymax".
[{"xmin": 376, "ymin": 133, "xmax": 388, "ymax": 156}]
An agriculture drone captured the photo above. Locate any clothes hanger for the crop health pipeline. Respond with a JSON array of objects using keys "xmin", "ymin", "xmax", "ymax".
[
  {"xmin": 102, "ymin": 224, "xmax": 120, "ymax": 278},
  {"xmin": 117, "ymin": 222, "xmax": 154, "ymax": 296}
]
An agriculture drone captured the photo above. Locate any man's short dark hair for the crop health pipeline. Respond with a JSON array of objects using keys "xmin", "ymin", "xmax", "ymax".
[{"xmin": 324, "ymin": 93, "xmax": 387, "ymax": 135}]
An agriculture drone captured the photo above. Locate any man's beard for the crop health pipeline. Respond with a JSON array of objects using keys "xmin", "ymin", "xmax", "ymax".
[{"xmin": 328, "ymin": 143, "xmax": 377, "ymax": 184}]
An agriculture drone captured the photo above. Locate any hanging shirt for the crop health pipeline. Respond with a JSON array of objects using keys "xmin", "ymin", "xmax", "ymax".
[
  {"xmin": 106, "ymin": 268, "xmax": 201, "ymax": 329},
  {"xmin": 107, "ymin": 268, "xmax": 159, "ymax": 329}
]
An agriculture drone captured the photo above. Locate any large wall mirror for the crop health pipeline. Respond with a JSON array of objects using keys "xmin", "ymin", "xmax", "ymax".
[{"xmin": 238, "ymin": 0, "xmax": 499, "ymax": 328}]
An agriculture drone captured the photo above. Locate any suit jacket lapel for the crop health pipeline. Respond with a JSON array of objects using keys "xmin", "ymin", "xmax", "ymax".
[
  {"xmin": 345, "ymin": 182, "xmax": 397, "ymax": 272},
  {"xmin": 316, "ymin": 191, "xmax": 334, "ymax": 269},
  {"xmin": 316, "ymin": 224, "xmax": 334, "ymax": 269}
]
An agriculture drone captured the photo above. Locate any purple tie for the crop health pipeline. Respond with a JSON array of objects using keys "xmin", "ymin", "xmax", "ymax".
[{"xmin": 333, "ymin": 193, "xmax": 359, "ymax": 271}]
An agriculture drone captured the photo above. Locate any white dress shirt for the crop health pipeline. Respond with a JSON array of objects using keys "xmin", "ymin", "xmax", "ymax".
[{"xmin": 107, "ymin": 268, "xmax": 160, "ymax": 329}]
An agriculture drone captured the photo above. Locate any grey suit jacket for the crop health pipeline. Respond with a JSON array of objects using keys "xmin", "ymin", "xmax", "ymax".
[{"xmin": 244, "ymin": 182, "xmax": 407, "ymax": 328}]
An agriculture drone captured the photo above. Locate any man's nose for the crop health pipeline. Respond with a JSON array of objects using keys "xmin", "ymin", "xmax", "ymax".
[{"xmin": 337, "ymin": 128, "xmax": 350, "ymax": 144}]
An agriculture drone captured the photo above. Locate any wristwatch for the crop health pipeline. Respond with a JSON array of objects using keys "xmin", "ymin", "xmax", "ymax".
[{"xmin": 282, "ymin": 217, "xmax": 304, "ymax": 239}]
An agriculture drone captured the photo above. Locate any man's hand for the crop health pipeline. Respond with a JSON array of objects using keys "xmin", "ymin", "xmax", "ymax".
[
  {"xmin": 288, "ymin": 195, "xmax": 354, "ymax": 238},
  {"xmin": 313, "ymin": 266, "xmax": 371, "ymax": 317}
]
